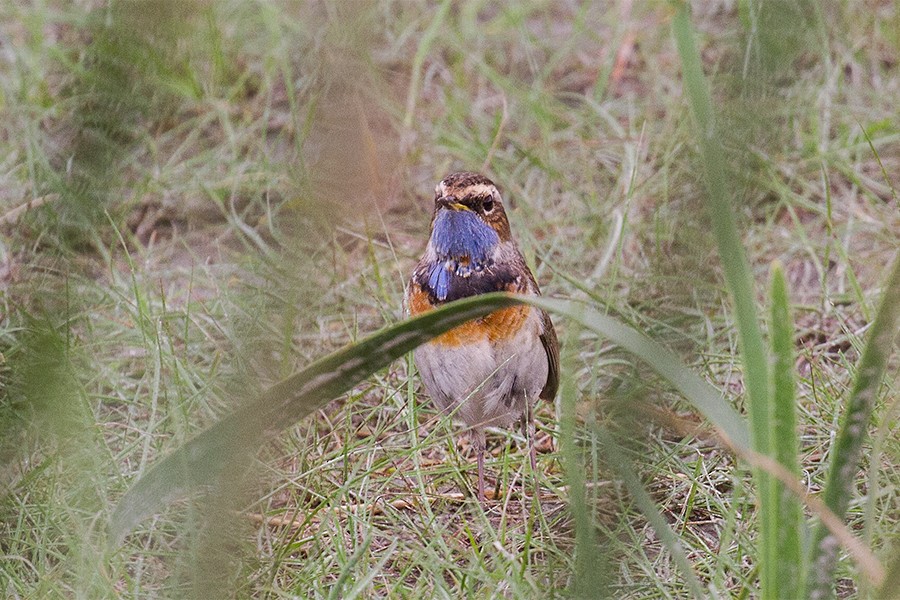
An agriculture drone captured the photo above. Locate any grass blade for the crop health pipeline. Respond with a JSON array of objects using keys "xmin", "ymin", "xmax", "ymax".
[
  {"xmin": 768, "ymin": 262, "xmax": 803, "ymax": 597},
  {"xmin": 806, "ymin": 254, "xmax": 900, "ymax": 598},
  {"xmin": 110, "ymin": 290, "xmax": 753, "ymax": 549},
  {"xmin": 527, "ymin": 297, "xmax": 751, "ymax": 454},
  {"xmin": 328, "ymin": 533, "xmax": 373, "ymax": 600},
  {"xmin": 729, "ymin": 443, "xmax": 884, "ymax": 586},
  {"xmin": 109, "ymin": 292, "xmax": 522, "ymax": 544},
  {"xmin": 670, "ymin": 3, "xmax": 774, "ymax": 595},
  {"xmin": 344, "ymin": 538, "xmax": 398, "ymax": 600}
]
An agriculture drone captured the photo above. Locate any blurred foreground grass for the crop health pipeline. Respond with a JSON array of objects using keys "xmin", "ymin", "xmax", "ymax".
[{"xmin": 1, "ymin": 1, "xmax": 898, "ymax": 598}]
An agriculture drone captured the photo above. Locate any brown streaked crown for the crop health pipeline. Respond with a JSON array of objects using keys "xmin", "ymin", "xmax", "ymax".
[{"xmin": 432, "ymin": 171, "xmax": 512, "ymax": 242}]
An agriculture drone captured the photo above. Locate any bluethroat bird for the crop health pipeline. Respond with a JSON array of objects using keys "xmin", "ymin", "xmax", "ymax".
[{"xmin": 405, "ymin": 172, "xmax": 559, "ymax": 503}]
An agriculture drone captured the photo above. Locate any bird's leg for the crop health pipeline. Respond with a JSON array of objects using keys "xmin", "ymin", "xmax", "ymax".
[
  {"xmin": 523, "ymin": 400, "xmax": 540, "ymax": 504},
  {"xmin": 473, "ymin": 428, "xmax": 486, "ymax": 505},
  {"xmin": 525, "ymin": 401, "xmax": 537, "ymax": 473}
]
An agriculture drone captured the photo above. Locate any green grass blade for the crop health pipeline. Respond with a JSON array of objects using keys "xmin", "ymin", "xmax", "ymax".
[
  {"xmin": 109, "ymin": 289, "xmax": 753, "ymax": 551},
  {"xmin": 109, "ymin": 292, "xmax": 522, "ymax": 545},
  {"xmin": 328, "ymin": 533, "xmax": 373, "ymax": 600},
  {"xmin": 806, "ymin": 254, "xmax": 900, "ymax": 598},
  {"xmin": 344, "ymin": 538, "xmax": 398, "ymax": 600},
  {"xmin": 669, "ymin": 0, "xmax": 769, "ymax": 461},
  {"xmin": 528, "ymin": 297, "xmax": 751, "ymax": 453},
  {"xmin": 670, "ymin": 3, "xmax": 774, "ymax": 595},
  {"xmin": 768, "ymin": 262, "xmax": 803, "ymax": 597}
]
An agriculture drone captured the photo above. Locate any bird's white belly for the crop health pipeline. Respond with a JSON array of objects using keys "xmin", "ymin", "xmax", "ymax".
[{"xmin": 413, "ymin": 307, "xmax": 548, "ymax": 429}]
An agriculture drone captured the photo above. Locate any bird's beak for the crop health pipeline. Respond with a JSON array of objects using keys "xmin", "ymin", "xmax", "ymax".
[{"xmin": 437, "ymin": 196, "xmax": 471, "ymax": 212}]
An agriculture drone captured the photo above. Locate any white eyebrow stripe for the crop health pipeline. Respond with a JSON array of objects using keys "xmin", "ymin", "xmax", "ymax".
[
  {"xmin": 440, "ymin": 183, "xmax": 499, "ymax": 199},
  {"xmin": 461, "ymin": 183, "xmax": 496, "ymax": 197}
]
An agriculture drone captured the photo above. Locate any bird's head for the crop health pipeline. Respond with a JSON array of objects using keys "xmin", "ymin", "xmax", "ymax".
[
  {"xmin": 428, "ymin": 171, "xmax": 512, "ymax": 254},
  {"xmin": 424, "ymin": 172, "xmax": 513, "ymax": 300}
]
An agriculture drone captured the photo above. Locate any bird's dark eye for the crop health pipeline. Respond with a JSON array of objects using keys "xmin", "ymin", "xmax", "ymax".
[{"xmin": 482, "ymin": 198, "xmax": 494, "ymax": 213}]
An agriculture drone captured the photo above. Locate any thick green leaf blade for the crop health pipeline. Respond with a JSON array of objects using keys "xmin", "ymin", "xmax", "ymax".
[
  {"xmin": 768, "ymin": 262, "xmax": 803, "ymax": 597},
  {"xmin": 109, "ymin": 293, "xmax": 521, "ymax": 545},
  {"xmin": 806, "ymin": 254, "xmax": 900, "ymax": 598},
  {"xmin": 527, "ymin": 297, "xmax": 751, "ymax": 453},
  {"xmin": 669, "ymin": 2, "xmax": 770, "ymax": 453},
  {"xmin": 112, "ymin": 292, "xmax": 753, "ymax": 548}
]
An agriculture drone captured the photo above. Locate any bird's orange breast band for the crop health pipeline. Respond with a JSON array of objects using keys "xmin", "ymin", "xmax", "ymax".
[{"xmin": 408, "ymin": 284, "xmax": 531, "ymax": 347}]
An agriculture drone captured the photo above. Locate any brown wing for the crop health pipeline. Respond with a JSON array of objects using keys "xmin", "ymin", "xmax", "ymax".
[
  {"xmin": 538, "ymin": 309, "xmax": 560, "ymax": 401},
  {"xmin": 515, "ymin": 251, "xmax": 560, "ymax": 401}
]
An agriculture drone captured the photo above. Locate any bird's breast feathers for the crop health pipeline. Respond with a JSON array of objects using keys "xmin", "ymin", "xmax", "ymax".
[
  {"xmin": 407, "ymin": 281, "xmax": 536, "ymax": 347},
  {"xmin": 407, "ymin": 240, "xmax": 543, "ymax": 348},
  {"xmin": 427, "ymin": 209, "xmax": 501, "ymax": 302}
]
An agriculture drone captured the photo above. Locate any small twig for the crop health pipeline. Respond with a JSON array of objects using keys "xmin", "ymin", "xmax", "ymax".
[
  {"xmin": 246, "ymin": 511, "xmax": 308, "ymax": 530},
  {"xmin": 610, "ymin": 31, "xmax": 636, "ymax": 88},
  {"xmin": 610, "ymin": 0, "xmax": 636, "ymax": 90},
  {"xmin": 0, "ymin": 194, "xmax": 59, "ymax": 226}
]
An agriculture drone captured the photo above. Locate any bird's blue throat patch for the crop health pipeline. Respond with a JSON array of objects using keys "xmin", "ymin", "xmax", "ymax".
[{"xmin": 427, "ymin": 209, "xmax": 500, "ymax": 301}]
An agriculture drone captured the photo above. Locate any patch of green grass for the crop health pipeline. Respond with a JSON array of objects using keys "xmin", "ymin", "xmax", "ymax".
[{"xmin": 2, "ymin": 1, "xmax": 898, "ymax": 598}]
